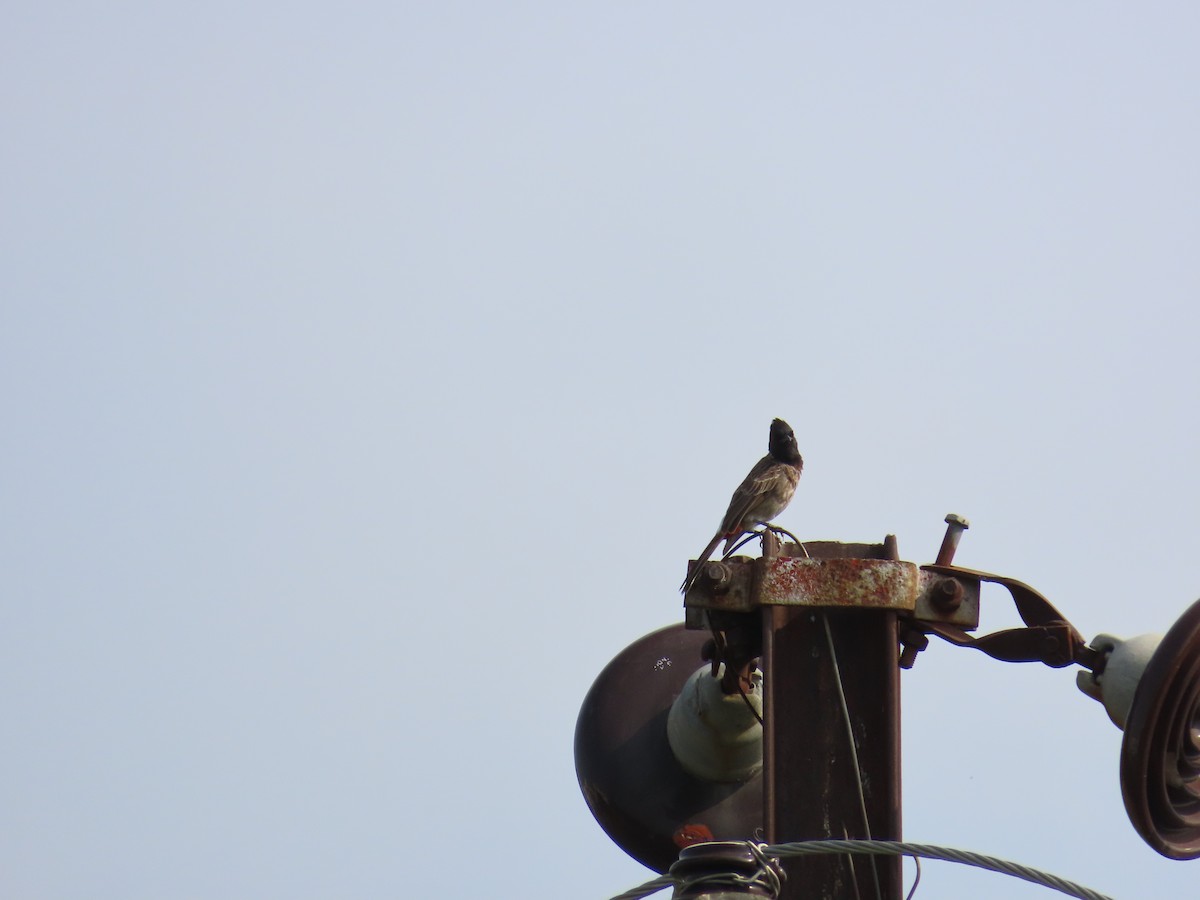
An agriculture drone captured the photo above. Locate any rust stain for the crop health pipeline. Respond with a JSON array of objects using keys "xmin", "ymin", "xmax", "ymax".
[{"xmin": 760, "ymin": 558, "xmax": 918, "ymax": 610}]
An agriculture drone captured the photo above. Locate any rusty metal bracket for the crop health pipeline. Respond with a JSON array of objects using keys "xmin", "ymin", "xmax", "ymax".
[
  {"xmin": 682, "ymin": 537, "xmax": 1099, "ymax": 673},
  {"xmin": 913, "ymin": 565, "xmax": 1099, "ymax": 670},
  {"xmin": 685, "ymin": 555, "xmax": 978, "ymax": 626}
]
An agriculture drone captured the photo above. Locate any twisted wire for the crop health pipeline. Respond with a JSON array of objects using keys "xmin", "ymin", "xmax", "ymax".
[
  {"xmin": 671, "ymin": 842, "xmax": 784, "ymax": 898},
  {"xmin": 769, "ymin": 841, "xmax": 1113, "ymax": 900},
  {"xmin": 607, "ymin": 839, "xmax": 1115, "ymax": 900},
  {"xmin": 608, "ymin": 874, "xmax": 673, "ymax": 900}
]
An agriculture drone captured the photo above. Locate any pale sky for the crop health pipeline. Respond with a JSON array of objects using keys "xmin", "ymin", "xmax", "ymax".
[{"xmin": 4, "ymin": 3, "xmax": 1200, "ymax": 898}]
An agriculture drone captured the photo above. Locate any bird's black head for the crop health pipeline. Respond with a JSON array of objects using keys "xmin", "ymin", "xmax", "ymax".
[{"xmin": 768, "ymin": 417, "xmax": 802, "ymax": 465}]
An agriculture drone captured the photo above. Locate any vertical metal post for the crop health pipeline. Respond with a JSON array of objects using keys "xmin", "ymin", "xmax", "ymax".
[{"xmin": 762, "ymin": 540, "xmax": 903, "ymax": 900}]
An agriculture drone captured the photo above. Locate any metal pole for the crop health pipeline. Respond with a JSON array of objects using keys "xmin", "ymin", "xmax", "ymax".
[{"xmin": 762, "ymin": 540, "xmax": 903, "ymax": 900}]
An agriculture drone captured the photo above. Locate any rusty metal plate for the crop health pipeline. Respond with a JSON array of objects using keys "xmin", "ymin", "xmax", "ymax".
[
  {"xmin": 682, "ymin": 558, "xmax": 758, "ymax": 613},
  {"xmin": 760, "ymin": 558, "xmax": 920, "ymax": 610},
  {"xmin": 912, "ymin": 569, "xmax": 982, "ymax": 629}
]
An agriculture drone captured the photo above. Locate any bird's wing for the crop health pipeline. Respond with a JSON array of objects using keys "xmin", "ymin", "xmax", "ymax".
[
  {"xmin": 683, "ymin": 456, "xmax": 794, "ymax": 594},
  {"xmin": 718, "ymin": 455, "xmax": 785, "ymax": 534}
]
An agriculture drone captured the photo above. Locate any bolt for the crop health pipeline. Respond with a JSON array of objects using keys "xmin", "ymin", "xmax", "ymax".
[
  {"xmin": 935, "ymin": 513, "xmax": 970, "ymax": 566},
  {"xmin": 899, "ymin": 629, "xmax": 929, "ymax": 669},
  {"xmin": 703, "ymin": 561, "xmax": 731, "ymax": 590},
  {"xmin": 932, "ymin": 577, "xmax": 964, "ymax": 611}
]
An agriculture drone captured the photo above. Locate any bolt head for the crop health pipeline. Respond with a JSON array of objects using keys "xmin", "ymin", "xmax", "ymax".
[
  {"xmin": 702, "ymin": 560, "xmax": 731, "ymax": 588},
  {"xmin": 933, "ymin": 578, "xmax": 964, "ymax": 611}
]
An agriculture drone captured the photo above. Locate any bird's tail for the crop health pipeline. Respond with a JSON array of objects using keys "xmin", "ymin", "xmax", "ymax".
[{"xmin": 680, "ymin": 532, "xmax": 726, "ymax": 594}]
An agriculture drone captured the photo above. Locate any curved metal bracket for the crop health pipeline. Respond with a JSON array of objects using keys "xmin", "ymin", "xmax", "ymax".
[{"xmin": 915, "ymin": 565, "xmax": 1099, "ymax": 670}]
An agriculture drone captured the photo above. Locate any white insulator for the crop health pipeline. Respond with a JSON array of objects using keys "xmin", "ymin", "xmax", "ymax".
[
  {"xmin": 1075, "ymin": 632, "xmax": 1163, "ymax": 729},
  {"xmin": 666, "ymin": 664, "xmax": 763, "ymax": 783}
]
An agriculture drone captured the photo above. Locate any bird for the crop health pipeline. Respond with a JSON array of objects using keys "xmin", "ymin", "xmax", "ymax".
[{"xmin": 681, "ymin": 417, "xmax": 803, "ymax": 593}]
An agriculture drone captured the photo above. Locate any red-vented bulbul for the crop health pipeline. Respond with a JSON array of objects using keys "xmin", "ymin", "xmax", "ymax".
[{"xmin": 681, "ymin": 417, "xmax": 803, "ymax": 593}]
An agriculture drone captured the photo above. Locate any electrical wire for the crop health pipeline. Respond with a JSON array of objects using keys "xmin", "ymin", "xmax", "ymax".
[
  {"xmin": 734, "ymin": 671, "xmax": 764, "ymax": 725},
  {"xmin": 607, "ymin": 839, "xmax": 1115, "ymax": 900},
  {"xmin": 608, "ymin": 874, "xmax": 673, "ymax": 900},
  {"xmin": 668, "ymin": 841, "xmax": 784, "ymax": 899},
  {"xmin": 768, "ymin": 842, "xmax": 1114, "ymax": 900},
  {"xmin": 905, "ymin": 856, "xmax": 922, "ymax": 900},
  {"xmin": 822, "ymin": 612, "xmax": 883, "ymax": 900},
  {"xmin": 722, "ymin": 531, "xmax": 761, "ymax": 557},
  {"xmin": 717, "ymin": 525, "xmax": 804, "ymax": 561}
]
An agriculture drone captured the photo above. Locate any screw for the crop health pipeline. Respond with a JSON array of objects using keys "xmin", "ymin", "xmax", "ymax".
[{"xmin": 935, "ymin": 513, "xmax": 970, "ymax": 566}]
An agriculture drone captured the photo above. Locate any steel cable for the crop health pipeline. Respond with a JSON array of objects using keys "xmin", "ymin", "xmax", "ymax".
[{"xmin": 607, "ymin": 839, "xmax": 1115, "ymax": 900}]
